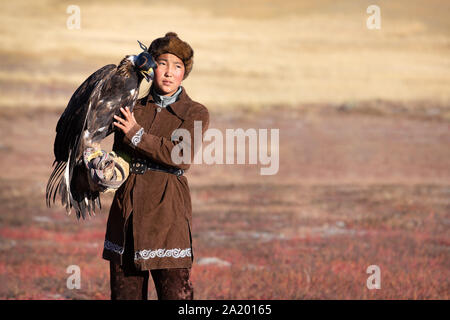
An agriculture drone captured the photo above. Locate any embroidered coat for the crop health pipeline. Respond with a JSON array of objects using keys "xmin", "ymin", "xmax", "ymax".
[{"xmin": 102, "ymin": 86, "xmax": 209, "ymax": 270}]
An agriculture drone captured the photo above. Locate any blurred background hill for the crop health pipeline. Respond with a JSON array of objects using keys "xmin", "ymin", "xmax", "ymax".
[{"xmin": 1, "ymin": 0, "xmax": 449, "ymax": 112}]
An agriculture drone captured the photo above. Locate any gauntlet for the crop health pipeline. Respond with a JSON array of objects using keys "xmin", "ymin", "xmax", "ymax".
[{"xmin": 83, "ymin": 148, "xmax": 130, "ymax": 193}]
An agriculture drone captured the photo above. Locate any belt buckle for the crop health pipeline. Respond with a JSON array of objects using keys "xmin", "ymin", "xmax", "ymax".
[{"xmin": 130, "ymin": 158, "xmax": 147, "ymax": 174}]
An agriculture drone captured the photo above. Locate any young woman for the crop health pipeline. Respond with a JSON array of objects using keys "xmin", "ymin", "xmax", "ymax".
[{"xmin": 103, "ymin": 32, "xmax": 209, "ymax": 300}]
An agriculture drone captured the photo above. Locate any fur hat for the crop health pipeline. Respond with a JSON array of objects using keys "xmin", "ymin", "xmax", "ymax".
[{"xmin": 149, "ymin": 32, "xmax": 194, "ymax": 79}]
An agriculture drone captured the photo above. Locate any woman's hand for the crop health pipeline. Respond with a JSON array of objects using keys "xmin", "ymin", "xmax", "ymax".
[{"xmin": 113, "ymin": 107, "xmax": 137, "ymax": 134}]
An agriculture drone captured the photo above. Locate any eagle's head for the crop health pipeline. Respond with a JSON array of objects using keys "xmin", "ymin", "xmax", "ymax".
[
  {"xmin": 134, "ymin": 51, "xmax": 157, "ymax": 82},
  {"xmin": 129, "ymin": 40, "xmax": 157, "ymax": 82}
]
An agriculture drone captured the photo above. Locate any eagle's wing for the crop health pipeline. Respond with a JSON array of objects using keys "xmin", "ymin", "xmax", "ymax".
[
  {"xmin": 53, "ymin": 64, "xmax": 116, "ymax": 162},
  {"xmin": 46, "ymin": 64, "xmax": 116, "ymax": 209},
  {"xmin": 64, "ymin": 65, "xmax": 140, "ymax": 219},
  {"xmin": 84, "ymin": 67, "xmax": 140, "ymax": 146}
]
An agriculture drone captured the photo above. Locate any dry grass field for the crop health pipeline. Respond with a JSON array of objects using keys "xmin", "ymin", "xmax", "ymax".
[{"xmin": 0, "ymin": 0, "xmax": 449, "ymax": 299}]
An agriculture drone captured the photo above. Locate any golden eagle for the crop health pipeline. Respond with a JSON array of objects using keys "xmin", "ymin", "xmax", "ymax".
[{"xmin": 46, "ymin": 41, "xmax": 156, "ymax": 219}]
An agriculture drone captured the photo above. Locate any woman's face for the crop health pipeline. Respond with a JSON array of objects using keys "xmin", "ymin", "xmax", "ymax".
[{"xmin": 153, "ymin": 53, "xmax": 185, "ymax": 96}]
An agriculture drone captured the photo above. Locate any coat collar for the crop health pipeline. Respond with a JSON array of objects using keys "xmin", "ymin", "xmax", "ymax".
[
  {"xmin": 142, "ymin": 85, "xmax": 192, "ymax": 120},
  {"xmin": 151, "ymin": 86, "xmax": 183, "ymax": 108}
]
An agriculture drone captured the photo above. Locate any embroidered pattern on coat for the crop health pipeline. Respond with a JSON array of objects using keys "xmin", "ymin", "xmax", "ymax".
[
  {"xmin": 104, "ymin": 239, "xmax": 124, "ymax": 255},
  {"xmin": 104, "ymin": 240, "xmax": 191, "ymax": 261},
  {"xmin": 135, "ymin": 248, "xmax": 192, "ymax": 260},
  {"xmin": 131, "ymin": 127, "xmax": 144, "ymax": 147}
]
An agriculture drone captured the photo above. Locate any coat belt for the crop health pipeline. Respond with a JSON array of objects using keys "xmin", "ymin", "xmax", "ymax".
[{"xmin": 130, "ymin": 158, "xmax": 184, "ymax": 176}]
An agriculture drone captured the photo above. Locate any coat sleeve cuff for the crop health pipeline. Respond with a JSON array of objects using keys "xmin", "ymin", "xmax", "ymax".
[{"xmin": 124, "ymin": 123, "xmax": 144, "ymax": 147}]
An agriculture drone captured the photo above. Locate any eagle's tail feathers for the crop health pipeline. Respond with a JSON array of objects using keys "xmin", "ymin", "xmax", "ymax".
[
  {"xmin": 74, "ymin": 201, "xmax": 82, "ymax": 220},
  {"xmin": 96, "ymin": 196, "xmax": 102, "ymax": 210},
  {"xmin": 85, "ymin": 194, "xmax": 92, "ymax": 218},
  {"xmin": 58, "ymin": 150, "xmax": 73, "ymax": 214},
  {"xmin": 90, "ymin": 196, "xmax": 97, "ymax": 216},
  {"xmin": 76, "ymin": 199, "xmax": 84, "ymax": 220},
  {"xmin": 47, "ymin": 153, "xmax": 103, "ymax": 221},
  {"xmin": 45, "ymin": 161, "xmax": 66, "ymax": 208},
  {"xmin": 51, "ymin": 163, "xmax": 67, "ymax": 206}
]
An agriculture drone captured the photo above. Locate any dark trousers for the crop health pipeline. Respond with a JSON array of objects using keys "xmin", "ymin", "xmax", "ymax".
[{"xmin": 109, "ymin": 214, "xmax": 194, "ymax": 300}]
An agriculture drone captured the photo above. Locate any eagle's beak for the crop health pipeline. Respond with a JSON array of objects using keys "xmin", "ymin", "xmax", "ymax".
[{"xmin": 140, "ymin": 68, "xmax": 154, "ymax": 82}]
